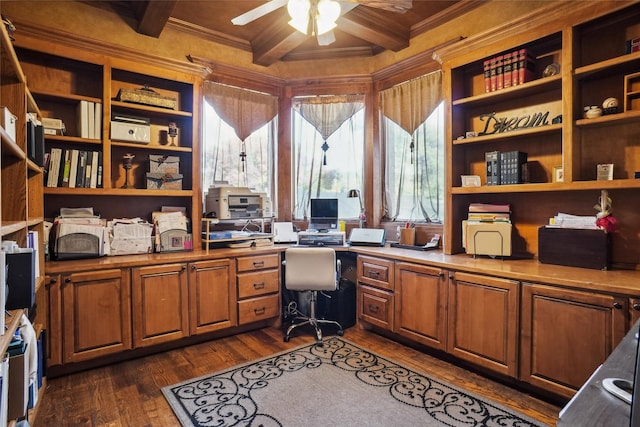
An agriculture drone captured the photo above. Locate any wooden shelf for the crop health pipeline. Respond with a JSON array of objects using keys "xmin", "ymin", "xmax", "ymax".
[
  {"xmin": 44, "ymin": 187, "xmax": 194, "ymax": 197},
  {"xmin": 452, "ymin": 123, "xmax": 562, "ymax": 145},
  {"xmin": 111, "ymin": 100, "xmax": 192, "ymax": 117},
  {"xmin": 452, "ymin": 74, "xmax": 562, "ymax": 107}
]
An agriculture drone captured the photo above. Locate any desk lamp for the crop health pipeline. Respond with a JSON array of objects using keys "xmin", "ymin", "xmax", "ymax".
[{"xmin": 348, "ymin": 189, "xmax": 365, "ymax": 228}]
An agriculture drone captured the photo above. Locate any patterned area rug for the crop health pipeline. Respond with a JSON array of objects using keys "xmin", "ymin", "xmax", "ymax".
[{"xmin": 162, "ymin": 337, "xmax": 549, "ymax": 427}]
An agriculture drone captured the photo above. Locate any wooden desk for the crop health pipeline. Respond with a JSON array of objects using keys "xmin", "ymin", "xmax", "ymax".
[{"xmin": 557, "ymin": 319, "xmax": 639, "ymax": 426}]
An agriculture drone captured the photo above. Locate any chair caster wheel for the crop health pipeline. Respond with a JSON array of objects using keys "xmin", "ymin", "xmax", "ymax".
[
  {"xmin": 316, "ymin": 340, "xmax": 324, "ymax": 347},
  {"xmin": 337, "ymin": 329, "xmax": 344, "ymax": 336},
  {"xmin": 283, "ymin": 336, "xmax": 290, "ymax": 342}
]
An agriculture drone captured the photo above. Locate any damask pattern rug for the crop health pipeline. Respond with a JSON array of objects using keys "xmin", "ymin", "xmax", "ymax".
[{"xmin": 162, "ymin": 337, "xmax": 549, "ymax": 427}]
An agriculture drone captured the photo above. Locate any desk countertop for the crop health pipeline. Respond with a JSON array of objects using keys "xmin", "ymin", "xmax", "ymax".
[
  {"xmin": 45, "ymin": 243, "xmax": 640, "ymax": 296},
  {"xmin": 557, "ymin": 319, "xmax": 639, "ymax": 426}
]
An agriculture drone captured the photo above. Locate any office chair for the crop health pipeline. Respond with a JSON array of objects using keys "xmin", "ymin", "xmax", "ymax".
[{"xmin": 283, "ymin": 246, "xmax": 344, "ymax": 345}]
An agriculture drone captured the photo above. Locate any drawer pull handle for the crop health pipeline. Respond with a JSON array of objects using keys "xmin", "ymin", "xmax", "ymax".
[
  {"xmin": 613, "ymin": 302, "xmax": 623, "ymax": 309},
  {"xmin": 253, "ymin": 282, "xmax": 265, "ymax": 289},
  {"xmin": 367, "ymin": 304, "xmax": 379, "ymax": 313},
  {"xmin": 254, "ymin": 307, "xmax": 266, "ymax": 315},
  {"xmin": 253, "ymin": 261, "xmax": 265, "ymax": 268},
  {"xmin": 634, "ymin": 303, "xmax": 640, "ymax": 311},
  {"xmin": 367, "ymin": 270, "xmax": 380, "ymax": 277}
]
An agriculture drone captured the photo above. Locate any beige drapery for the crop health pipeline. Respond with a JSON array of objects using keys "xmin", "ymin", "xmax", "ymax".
[
  {"xmin": 293, "ymin": 94, "xmax": 365, "ymax": 165},
  {"xmin": 379, "ymin": 71, "xmax": 443, "ymax": 137},
  {"xmin": 203, "ymin": 81, "xmax": 278, "ymax": 142}
]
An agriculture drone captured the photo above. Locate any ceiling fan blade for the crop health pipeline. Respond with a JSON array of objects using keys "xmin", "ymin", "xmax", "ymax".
[
  {"xmin": 231, "ymin": 0, "xmax": 289, "ymax": 26},
  {"xmin": 344, "ymin": 0, "xmax": 412, "ymax": 13},
  {"xmin": 317, "ymin": 30, "xmax": 336, "ymax": 46}
]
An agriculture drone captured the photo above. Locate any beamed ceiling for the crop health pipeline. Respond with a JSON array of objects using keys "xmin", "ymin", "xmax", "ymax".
[{"xmin": 89, "ymin": 0, "xmax": 483, "ymax": 67}]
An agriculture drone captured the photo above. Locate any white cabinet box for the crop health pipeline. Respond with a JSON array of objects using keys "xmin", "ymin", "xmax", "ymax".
[
  {"xmin": 0, "ymin": 107, "xmax": 17, "ymax": 142},
  {"xmin": 110, "ymin": 121, "xmax": 150, "ymax": 144}
]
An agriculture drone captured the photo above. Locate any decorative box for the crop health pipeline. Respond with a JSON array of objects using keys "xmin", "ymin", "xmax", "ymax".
[
  {"xmin": 146, "ymin": 172, "xmax": 183, "ymax": 190},
  {"xmin": 149, "ymin": 154, "xmax": 180, "ymax": 174},
  {"xmin": 116, "ymin": 85, "xmax": 177, "ymax": 110},
  {"xmin": 538, "ymin": 226, "xmax": 610, "ymax": 270},
  {"xmin": 1, "ymin": 106, "xmax": 17, "ymax": 142}
]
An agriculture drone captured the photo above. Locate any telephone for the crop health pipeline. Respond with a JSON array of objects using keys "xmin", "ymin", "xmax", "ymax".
[{"xmin": 423, "ymin": 234, "xmax": 441, "ymax": 250}]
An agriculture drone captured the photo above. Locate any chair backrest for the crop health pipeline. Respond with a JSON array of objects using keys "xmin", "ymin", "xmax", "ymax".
[{"xmin": 285, "ymin": 246, "xmax": 337, "ymax": 292}]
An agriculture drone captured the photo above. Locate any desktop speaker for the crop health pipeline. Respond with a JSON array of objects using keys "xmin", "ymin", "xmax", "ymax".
[{"xmin": 5, "ymin": 250, "xmax": 35, "ymax": 311}]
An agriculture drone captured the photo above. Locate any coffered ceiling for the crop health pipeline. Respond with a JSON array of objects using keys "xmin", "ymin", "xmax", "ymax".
[{"xmin": 95, "ymin": 0, "xmax": 482, "ymax": 67}]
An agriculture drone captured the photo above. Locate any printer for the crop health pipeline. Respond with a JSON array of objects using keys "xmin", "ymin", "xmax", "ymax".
[{"xmin": 205, "ymin": 186, "xmax": 272, "ymax": 219}]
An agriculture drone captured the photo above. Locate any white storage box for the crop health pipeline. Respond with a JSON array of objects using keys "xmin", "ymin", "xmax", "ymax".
[
  {"xmin": 110, "ymin": 120, "xmax": 150, "ymax": 144},
  {"xmin": 149, "ymin": 154, "xmax": 180, "ymax": 174},
  {"xmin": 0, "ymin": 107, "xmax": 17, "ymax": 142}
]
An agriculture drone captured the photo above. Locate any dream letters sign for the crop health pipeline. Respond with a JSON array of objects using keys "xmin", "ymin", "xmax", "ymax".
[{"xmin": 470, "ymin": 102, "xmax": 561, "ymax": 136}]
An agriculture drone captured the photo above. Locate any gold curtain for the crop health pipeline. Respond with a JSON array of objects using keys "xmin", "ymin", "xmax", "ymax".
[
  {"xmin": 292, "ymin": 94, "xmax": 365, "ymax": 140},
  {"xmin": 203, "ymin": 81, "xmax": 278, "ymax": 142},
  {"xmin": 379, "ymin": 71, "xmax": 443, "ymax": 136}
]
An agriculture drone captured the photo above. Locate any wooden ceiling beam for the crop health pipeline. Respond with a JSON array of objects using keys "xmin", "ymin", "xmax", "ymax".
[
  {"xmin": 136, "ymin": 0, "xmax": 179, "ymax": 38},
  {"xmin": 338, "ymin": 7, "xmax": 409, "ymax": 51},
  {"xmin": 251, "ymin": 21, "xmax": 311, "ymax": 67}
]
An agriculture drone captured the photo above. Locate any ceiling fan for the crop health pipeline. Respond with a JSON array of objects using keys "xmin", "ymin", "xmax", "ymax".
[{"xmin": 231, "ymin": 0, "xmax": 412, "ymax": 46}]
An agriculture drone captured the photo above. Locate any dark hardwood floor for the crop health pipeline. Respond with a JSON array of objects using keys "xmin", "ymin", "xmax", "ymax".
[{"xmin": 32, "ymin": 325, "xmax": 562, "ymax": 426}]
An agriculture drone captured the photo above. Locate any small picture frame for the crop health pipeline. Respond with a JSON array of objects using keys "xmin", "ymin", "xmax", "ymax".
[
  {"xmin": 553, "ymin": 166, "xmax": 564, "ymax": 183},
  {"xmin": 597, "ymin": 163, "xmax": 614, "ymax": 181},
  {"xmin": 461, "ymin": 175, "xmax": 481, "ymax": 187}
]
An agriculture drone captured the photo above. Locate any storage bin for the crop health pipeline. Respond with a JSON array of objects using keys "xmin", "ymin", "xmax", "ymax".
[
  {"xmin": 146, "ymin": 172, "xmax": 183, "ymax": 190},
  {"xmin": 538, "ymin": 226, "xmax": 610, "ymax": 270}
]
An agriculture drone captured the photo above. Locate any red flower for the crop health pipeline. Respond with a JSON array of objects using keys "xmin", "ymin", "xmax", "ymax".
[{"xmin": 596, "ymin": 215, "xmax": 617, "ymax": 233}]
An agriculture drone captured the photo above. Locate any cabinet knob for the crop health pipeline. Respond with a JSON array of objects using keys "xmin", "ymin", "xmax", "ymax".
[
  {"xmin": 613, "ymin": 301, "xmax": 623, "ymax": 309},
  {"xmin": 181, "ymin": 265, "xmax": 187, "ymax": 271},
  {"xmin": 438, "ymin": 271, "xmax": 445, "ymax": 278},
  {"xmin": 633, "ymin": 303, "xmax": 640, "ymax": 311},
  {"xmin": 65, "ymin": 277, "xmax": 71, "ymax": 283},
  {"xmin": 191, "ymin": 265, "xmax": 197, "ymax": 271}
]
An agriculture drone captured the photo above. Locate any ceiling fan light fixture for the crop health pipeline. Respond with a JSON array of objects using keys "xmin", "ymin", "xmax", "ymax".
[{"xmin": 287, "ymin": 0, "xmax": 340, "ymax": 36}]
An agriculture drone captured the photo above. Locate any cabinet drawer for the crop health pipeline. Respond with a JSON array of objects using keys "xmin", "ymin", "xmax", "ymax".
[
  {"xmin": 237, "ymin": 254, "xmax": 280, "ymax": 272},
  {"xmin": 238, "ymin": 294, "xmax": 280, "ymax": 325},
  {"xmin": 237, "ymin": 270, "xmax": 280, "ymax": 299},
  {"xmin": 358, "ymin": 284, "xmax": 393, "ymax": 330},
  {"xmin": 357, "ymin": 255, "xmax": 394, "ymax": 290}
]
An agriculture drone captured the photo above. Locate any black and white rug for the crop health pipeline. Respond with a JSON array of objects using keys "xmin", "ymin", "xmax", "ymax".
[{"xmin": 162, "ymin": 337, "xmax": 549, "ymax": 426}]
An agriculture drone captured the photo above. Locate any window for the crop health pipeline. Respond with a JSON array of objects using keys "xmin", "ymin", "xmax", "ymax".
[
  {"xmin": 380, "ymin": 72, "xmax": 445, "ymax": 223},
  {"xmin": 201, "ymin": 82, "xmax": 277, "ymax": 203},
  {"xmin": 291, "ymin": 95, "xmax": 365, "ymax": 221}
]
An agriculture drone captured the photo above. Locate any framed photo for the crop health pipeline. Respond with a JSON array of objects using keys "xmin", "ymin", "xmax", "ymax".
[
  {"xmin": 597, "ymin": 163, "xmax": 614, "ymax": 181},
  {"xmin": 553, "ymin": 166, "xmax": 564, "ymax": 183},
  {"xmin": 461, "ymin": 175, "xmax": 481, "ymax": 187}
]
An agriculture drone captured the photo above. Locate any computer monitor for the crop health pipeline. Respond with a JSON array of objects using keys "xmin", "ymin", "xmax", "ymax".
[{"xmin": 309, "ymin": 198, "xmax": 338, "ymax": 232}]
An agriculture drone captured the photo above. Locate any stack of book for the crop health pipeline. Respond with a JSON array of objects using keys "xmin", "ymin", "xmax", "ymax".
[
  {"xmin": 77, "ymin": 100, "xmax": 102, "ymax": 140},
  {"xmin": 45, "ymin": 148, "xmax": 102, "ymax": 188},
  {"xmin": 483, "ymin": 48, "xmax": 536, "ymax": 93},
  {"xmin": 467, "ymin": 203, "xmax": 511, "ymax": 223},
  {"xmin": 485, "ymin": 150, "xmax": 528, "ymax": 185}
]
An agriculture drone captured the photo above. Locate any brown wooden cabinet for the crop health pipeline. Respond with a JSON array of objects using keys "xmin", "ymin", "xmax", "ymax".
[
  {"xmin": 13, "ymin": 38, "xmax": 202, "ymax": 247},
  {"xmin": 188, "ymin": 258, "xmax": 237, "ymax": 334},
  {"xmin": 448, "ymin": 272, "xmax": 519, "ymax": 377},
  {"xmin": 439, "ymin": 1, "xmax": 640, "ymax": 268},
  {"xmin": 131, "ymin": 263, "xmax": 189, "ymax": 348},
  {"xmin": 357, "ymin": 255, "xmax": 394, "ymax": 330},
  {"xmin": 60, "ymin": 268, "xmax": 132, "ymax": 363},
  {"xmin": 394, "ymin": 262, "xmax": 447, "ymax": 350},
  {"xmin": 520, "ymin": 282, "xmax": 626, "ymax": 398},
  {"xmin": 236, "ymin": 254, "xmax": 280, "ymax": 325}
]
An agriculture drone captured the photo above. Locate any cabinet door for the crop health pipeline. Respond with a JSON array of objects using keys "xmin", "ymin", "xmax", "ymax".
[
  {"xmin": 132, "ymin": 263, "xmax": 189, "ymax": 348},
  {"xmin": 62, "ymin": 269, "xmax": 132, "ymax": 363},
  {"xmin": 630, "ymin": 298, "xmax": 640, "ymax": 329},
  {"xmin": 520, "ymin": 282, "xmax": 626, "ymax": 398},
  {"xmin": 394, "ymin": 262, "xmax": 447, "ymax": 350},
  {"xmin": 188, "ymin": 259, "xmax": 237, "ymax": 335},
  {"xmin": 448, "ymin": 272, "xmax": 519, "ymax": 377},
  {"xmin": 45, "ymin": 274, "xmax": 63, "ymax": 367}
]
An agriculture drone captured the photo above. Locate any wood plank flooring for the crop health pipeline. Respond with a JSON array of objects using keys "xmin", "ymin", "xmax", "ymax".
[{"xmin": 32, "ymin": 326, "xmax": 562, "ymax": 426}]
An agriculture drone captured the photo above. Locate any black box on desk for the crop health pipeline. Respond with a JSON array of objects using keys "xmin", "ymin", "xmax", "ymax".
[{"xmin": 538, "ymin": 227, "xmax": 610, "ymax": 270}]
